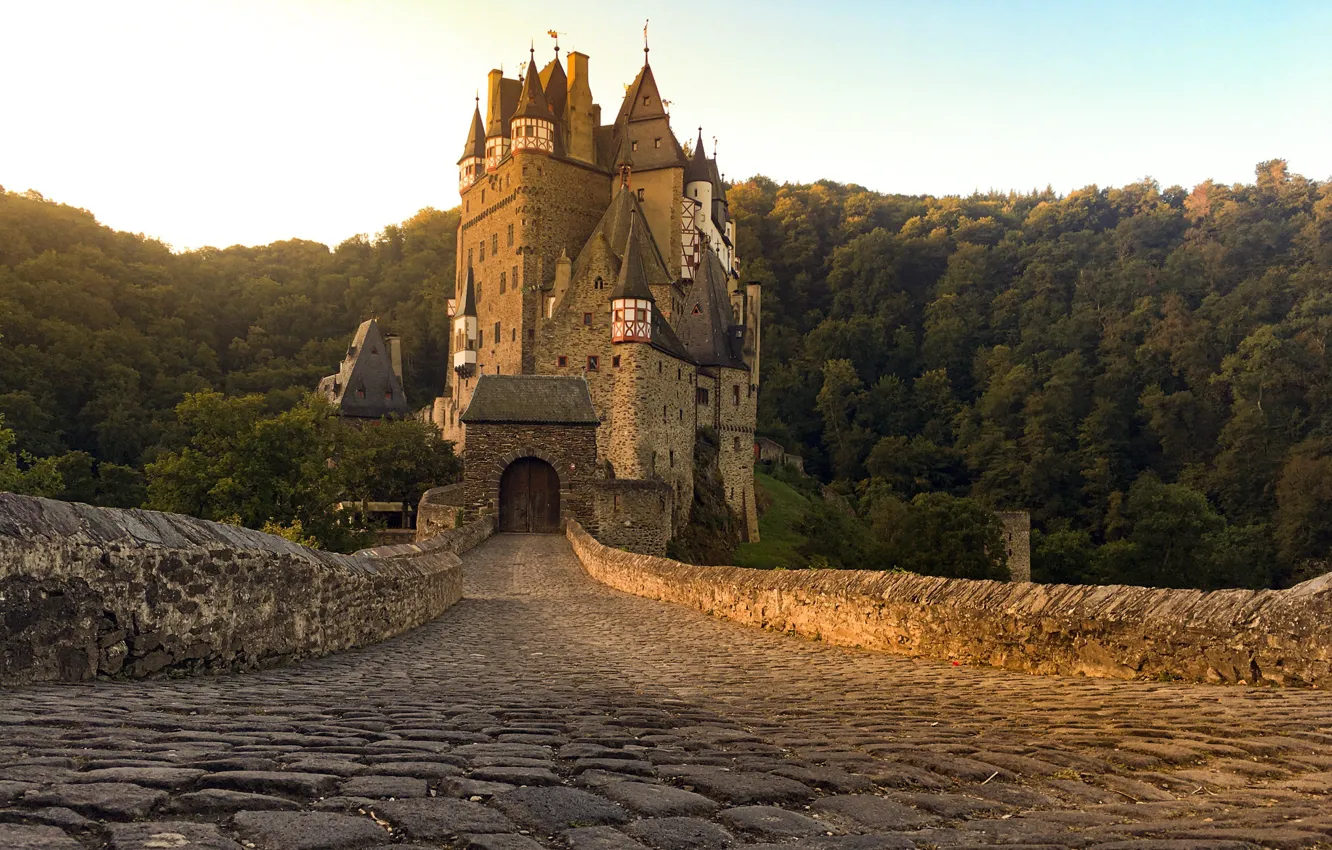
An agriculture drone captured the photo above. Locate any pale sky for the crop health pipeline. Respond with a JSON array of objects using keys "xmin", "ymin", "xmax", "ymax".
[{"xmin": 2, "ymin": 0, "xmax": 1330, "ymax": 251}]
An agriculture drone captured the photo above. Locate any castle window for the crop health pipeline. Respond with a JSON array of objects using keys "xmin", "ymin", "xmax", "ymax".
[
  {"xmin": 467, "ymin": 247, "xmax": 473, "ymax": 266},
  {"xmin": 512, "ymin": 328, "xmax": 516, "ymax": 342},
  {"xmin": 507, "ymin": 223, "xmax": 514, "ymax": 246},
  {"xmin": 643, "ymin": 96, "xmax": 650, "ymax": 105},
  {"xmin": 612, "ymin": 355, "xmax": 621, "ymax": 368},
  {"xmin": 631, "ymin": 140, "xmax": 638, "ymax": 151},
  {"xmin": 528, "ymin": 328, "xmax": 535, "ymax": 340},
  {"xmin": 696, "ymin": 387, "xmax": 709, "ymax": 405},
  {"xmin": 500, "ymin": 272, "xmax": 506, "ymax": 293},
  {"xmin": 583, "ymin": 312, "xmax": 592, "ymax": 326},
  {"xmin": 494, "ymin": 322, "xmax": 500, "ymax": 342},
  {"xmin": 734, "ymin": 436, "xmax": 741, "ymax": 451},
  {"xmin": 479, "ymin": 240, "xmax": 486, "ymax": 262},
  {"xmin": 733, "ymin": 385, "xmax": 741, "ymax": 406},
  {"xmin": 482, "ymin": 189, "xmax": 486, "ymax": 203},
  {"xmin": 356, "ymin": 386, "xmax": 366, "ymax": 399},
  {"xmin": 670, "ymin": 449, "xmax": 675, "ymax": 468},
  {"xmin": 637, "ymin": 188, "xmax": 645, "ymax": 201},
  {"xmin": 492, "ymin": 233, "xmax": 498, "ymax": 253},
  {"xmin": 587, "ymin": 355, "xmax": 599, "ymax": 371},
  {"xmin": 658, "ymin": 362, "xmax": 662, "ymax": 374},
  {"xmin": 594, "ymin": 276, "xmax": 604, "ymax": 290},
  {"xmin": 677, "ymin": 367, "xmax": 681, "ymax": 379},
  {"xmin": 654, "ymin": 138, "xmax": 661, "ymax": 148},
  {"xmin": 678, "ymin": 409, "xmax": 683, "ymax": 422},
  {"xmin": 557, "ymin": 355, "xmax": 568, "ymax": 367},
  {"xmin": 386, "ymin": 389, "xmax": 394, "ymax": 400},
  {"xmin": 513, "ymin": 265, "xmax": 519, "ymax": 287}
]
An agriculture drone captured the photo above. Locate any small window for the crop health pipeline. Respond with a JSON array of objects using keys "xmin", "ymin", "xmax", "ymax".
[
  {"xmin": 677, "ymin": 367, "xmax": 681, "ymax": 379},
  {"xmin": 670, "ymin": 450, "xmax": 675, "ymax": 468},
  {"xmin": 631, "ymin": 140, "xmax": 638, "ymax": 151},
  {"xmin": 557, "ymin": 355, "xmax": 568, "ymax": 367},
  {"xmin": 637, "ymin": 188, "xmax": 645, "ymax": 201},
  {"xmin": 643, "ymin": 96, "xmax": 651, "ymax": 105},
  {"xmin": 467, "ymin": 247, "xmax": 473, "ymax": 266},
  {"xmin": 479, "ymin": 240, "xmax": 485, "ymax": 262},
  {"xmin": 494, "ymin": 322, "xmax": 501, "ymax": 342},
  {"xmin": 386, "ymin": 390, "xmax": 394, "ymax": 400},
  {"xmin": 511, "ymin": 328, "xmax": 516, "ymax": 342},
  {"xmin": 658, "ymin": 362, "xmax": 662, "ymax": 374},
  {"xmin": 583, "ymin": 312, "xmax": 593, "ymax": 326},
  {"xmin": 612, "ymin": 355, "xmax": 621, "ymax": 368},
  {"xmin": 492, "ymin": 233, "xmax": 498, "ymax": 253},
  {"xmin": 356, "ymin": 386, "xmax": 366, "ymax": 399},
  {"xmin": 678, "ymin": 409, "xmax": 683, "ymax": 422},
  {"xmin": 733, "ymin": 385, "xmax": 741, "ymax": 405},
  {"xmin": 370, "ymin": 346, "xmax": 378, "ymax": 355},
  {"xmin": 587, "ymin": 355, "xmax": 599, "ymax": 371},
  {"xmin": 528, "ymin": 328, "xmax": 535, "ymax": 340},
  {"xmin": 513, "ymin": 265, "xmax": 519, "ymax": 288},
  {"xmin": 734, "ymin": 436, "xmax": 741, "ymax": 451},
  {"xmin": 500, "ymin": 272, "xmax": 507, "ymax": 293},
  {"xmin": 482, "ymin": 189, "xmax": 486, "ymax": 202},
  {"xmin": 594, "ymin": 276, "xmax": 604, "ymax": 290},
  {"xmin": 507, "ymin": 223, "xmax": 514, "ymax": 246},
  {"xmin": 697, "ymin": 387, "xmax": 709, "ymax": 405},
  {"xmin": 654, "ymin": 138, "xmax": 661, "ymax": 148}
]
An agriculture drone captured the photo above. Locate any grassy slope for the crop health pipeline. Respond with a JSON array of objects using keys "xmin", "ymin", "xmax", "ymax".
[{"xmin": 733, "ymin": 471, "xmax": 813, "ymax": 569}]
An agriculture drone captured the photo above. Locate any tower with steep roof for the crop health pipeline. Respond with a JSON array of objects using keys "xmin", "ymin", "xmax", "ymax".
[{"xmin": 428, "ymin": 35, "xmax": 761, "ymax": 548}]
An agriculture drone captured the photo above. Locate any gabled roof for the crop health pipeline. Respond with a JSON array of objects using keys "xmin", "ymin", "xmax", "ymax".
[
  {"xmin": 461, "ymin": 375, "xmax": 599, "ymax": 425},
  {"xmin": 458, "ymin": 266, "xmax": 477, "ymax": 318},
  {"xmin": 676, "ymin": 248, "xmax": 747, "ymax": 370},
  {"xmin": 615, "ymin": 60, "xmax": 668, "ymax": 124},
  {"xmin": 514, "ymin": 53, "xmax": 552, "ymax": 120},
  {"xmin": 459, "ymin": 104, "xmax": 485, "ymax": 164},
  {"xmin": 486, "ymin": 76, "xmax": 522, "ymax": 138},
  {"xmin": 319, "ymin": 319, "xmax": 408, "ymax": 418}
]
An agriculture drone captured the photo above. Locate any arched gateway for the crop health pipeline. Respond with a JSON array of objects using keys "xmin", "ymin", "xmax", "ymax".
[{"xmin": 498, "ymin": 457, "xmax": 561, "ymax": 533}]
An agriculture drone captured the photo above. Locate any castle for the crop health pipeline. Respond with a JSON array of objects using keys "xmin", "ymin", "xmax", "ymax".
[{"xmin": 425, "ymin": 38, "xmax": 762, "ymax": 551}]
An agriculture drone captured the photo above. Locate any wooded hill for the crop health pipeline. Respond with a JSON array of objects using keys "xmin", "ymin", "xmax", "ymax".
[{"xmin": 2, "ymin": 160, "xmax": 1330, "ymax": 583}]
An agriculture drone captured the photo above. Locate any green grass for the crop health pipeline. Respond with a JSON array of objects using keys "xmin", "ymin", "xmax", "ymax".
[{"xmin": 734, "ymin": 471, "xmax": 813, "ymax": 569}]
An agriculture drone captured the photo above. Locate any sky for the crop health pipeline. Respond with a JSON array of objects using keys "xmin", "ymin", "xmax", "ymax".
[{"xmin": 2, "ymin": 0, "xmax": 1330, "ymax": 251}]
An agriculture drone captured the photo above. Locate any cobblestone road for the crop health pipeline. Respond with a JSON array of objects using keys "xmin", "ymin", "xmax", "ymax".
[{"xmin": 4, "ymin": 534, "xmax": 1332, "ymax": 850}]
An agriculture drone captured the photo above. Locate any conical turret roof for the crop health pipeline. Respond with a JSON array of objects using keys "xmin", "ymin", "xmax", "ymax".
[
  {"xmin": 459, "ymin": 103, "xmax": 486, "ymax": 164},
  {"xmin": 677, "ymin": 248, "xmax": 746, "ymax": 369},
  {"xmin": 610, "ymin": 215, "xmax": 655, "ymax": 303},
  {"xmin": 458, "ymin": 266, "xmax": 478, "ymax": 318},
  {"xmin": 685, "ymin": 127, "xmax": 712, "ymax": 184},
  {"xmin": 514, "ymin": 52, "xmax": 552, "ymax": 120}
]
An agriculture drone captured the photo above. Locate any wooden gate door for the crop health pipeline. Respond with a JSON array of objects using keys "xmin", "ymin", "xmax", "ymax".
[{"xmin": 498, "ymin": 458, "xmax": 560, "ymax": 533}]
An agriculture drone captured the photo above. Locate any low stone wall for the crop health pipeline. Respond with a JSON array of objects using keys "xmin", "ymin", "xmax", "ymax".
[
  {"xmin": 591, "ymin": 479, "xmax": 673, "ymax": 555},
  {"xmin": 416, "ymin": 483, "xmax": 467, "ymax": 541},
  {"xmin": 568, "ymin": 521, "xmax": 1332, "ymax": 687},
  {"xmin": 0, "ymin": 495, "xmax": 490, "ymax": 686}
]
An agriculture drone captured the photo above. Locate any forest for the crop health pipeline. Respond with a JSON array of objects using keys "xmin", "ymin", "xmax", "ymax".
[{"xmin": 2, "ymin": 160, "xmax": 1331, "ymax": 584}]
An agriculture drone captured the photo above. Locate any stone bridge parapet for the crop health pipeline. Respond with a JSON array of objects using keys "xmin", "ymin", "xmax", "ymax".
[
  {"xmin": 567, "ymin": 520, "xmax": 1332, "ymax": 687},
  {"xmin": 0, "ymin": 494, "xmax": 492, "ymax": 686}
]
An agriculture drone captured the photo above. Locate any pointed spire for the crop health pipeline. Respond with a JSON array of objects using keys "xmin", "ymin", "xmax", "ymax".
[
  {"xmin": 610, "ymin": 215, "xmax": 655, "ymax": 303},
  {"xmin": 685, "ymin": 126, "xmax": 711, "ymax": 184},
  {"xmin": 459, "ymin": 266, "xmax": 478, "ymax": 318},
  {"xmin": 514, "ymin": 50, "xmax": 551, "ymax": 119},
  {"xmin": 459, "ymin": 99, "xmax": 486, "ymax": 164}
]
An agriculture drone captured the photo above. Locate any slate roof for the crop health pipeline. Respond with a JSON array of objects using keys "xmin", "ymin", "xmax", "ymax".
[
  {"xmin": 459, "ymin": 104, "xmax": 485, "ymax": 164},
  {"xmin": 513, "ymin": 54, "xmax": 551, "ymax": 120},
  {"xmin": 458, "ymin": 266, "xmax": 477, "ymax": 318},
  {"xmin": 539, "ymin": 54, "xmax": 567, "ymax": 122},
  {"xmin": 676, "ymin": 248, "xmax": 747, "ymax": 370},
  {"xmin": 685, "ymin": 128, "xmax": 711, "ymax": 184},
  {"xmin": 609, "ymin": 216, "xmax": 655, "ymax": 302},
  {"xmin": 461, "ymin": 375, "xmax": 599, "ymax": 425},
  {"xmin": 318, "ymin": 319, "xmax": 409, "ymax": 418}
]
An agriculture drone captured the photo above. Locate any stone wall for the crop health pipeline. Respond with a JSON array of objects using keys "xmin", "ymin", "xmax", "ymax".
[
  {"xmin": 416, "ymin": 483, "xmax": 467, "ymax": 541},
  {"xmin": 567, "ymin": 521, "xmax": 1332, "ymax": 687},
  {"xmin": 0, "ymin": 494, "xmax": 489, "ymax": 687},
  {"xmin": 592, "ymin": 479, "xmax": 673, "ymax": 555},
  {"xmin": 460, "ymin": 422, "xmax": 599, "ymax": 531}
]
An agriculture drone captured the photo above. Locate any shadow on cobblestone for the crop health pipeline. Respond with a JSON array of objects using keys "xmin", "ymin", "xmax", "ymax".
[{"xmin": 2, "ymin": 533, "xmax": 1332, "ymax": 849}]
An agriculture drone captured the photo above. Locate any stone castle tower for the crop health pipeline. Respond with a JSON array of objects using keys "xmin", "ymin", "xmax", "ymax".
[{"xmin": 428, "ymin": 39, "xmax": 761, "ymax": 548}]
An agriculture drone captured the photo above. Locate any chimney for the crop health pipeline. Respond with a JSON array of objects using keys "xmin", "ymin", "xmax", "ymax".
[
  {"xmin": 485, "ymin": 68, "xmax": 503, "ymax": 131},
  {"xmin": 385, "ymin": 335, "xmax": 404, "ymax": 384},
  {"xmin": 565, "ymin": 51, "xmax": 595, "ymax": 163}
]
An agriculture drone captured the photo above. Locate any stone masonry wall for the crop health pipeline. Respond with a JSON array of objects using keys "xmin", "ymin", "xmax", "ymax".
[
  {"xmin": 998, "ymin": 510, "xmax": 1032, "ymax": 582},
  {"xmin": 416, "ymin": 483, "xmax": 467, "ymax": 541},
  {"xmin": 460, "ymin": 422, "xmax": 599, "ymax": 532},
  {"xmin": 592, "ymin": 479, "xmax": 673, "ymax": 555},
  {"xmin": 0, "ymin": 494, "xmax": 487, "ymax": 687},
  {"xmin": 568, "ymin": 520, "xmax": 1332, "ymax": 687}
]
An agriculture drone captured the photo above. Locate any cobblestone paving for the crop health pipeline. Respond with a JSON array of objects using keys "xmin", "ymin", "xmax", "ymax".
[{"xmin": 4, "ymin": 534, "xmax": 1332, "ymax": 850}]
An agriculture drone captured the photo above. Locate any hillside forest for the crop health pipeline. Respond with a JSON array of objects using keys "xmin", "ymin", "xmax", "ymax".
[{"xmin": 2, "ymin": 160, "xmax": 1331, "ymax": 585}]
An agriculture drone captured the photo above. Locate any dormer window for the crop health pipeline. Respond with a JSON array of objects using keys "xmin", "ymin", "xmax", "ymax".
[
  {"xmin": 356, "ymin": 386, "xmax": 366, "ymax": 399},
  {"xmin": 370, "ymin": 346, "xmax": 377, "ymax": 355},
  {"xmin": 385, "ymin": 389, "xmax": 393, "ymax": 400},
  {"xmin": 631, "ymin": 140, "xmax": 638, "ymax": 151},
  {"xmin": 637, "ymin": 188, "xmax": 645, "ymax": 201},
  {"xmin": 654, "ymin": 138, "xmax": 661, "ymax": 148},
  {"xmin": 643, "ymin": 96, "xmax": 650, "ymax": 105},
  {"xmin": 594, "ymin": 276, "xmax": 604, "ymax": 290}
]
